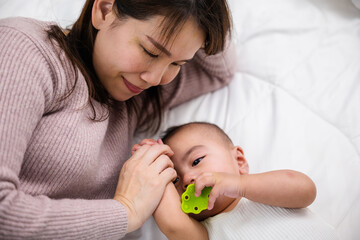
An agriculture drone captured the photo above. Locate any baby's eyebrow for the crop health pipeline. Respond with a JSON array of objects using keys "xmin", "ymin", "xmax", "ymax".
[{"xmin": 183, "ymin": 145, "xmax": 205, "ymax": 160}]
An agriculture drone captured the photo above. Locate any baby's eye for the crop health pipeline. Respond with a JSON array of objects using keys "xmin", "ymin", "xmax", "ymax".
[
  {"xmin": 173, "ymin": 177, "xmax": 179, "ymax": 184},
  {"xmin": 192, "ymin": 156, "xmax": 204, "ymax": 167}
]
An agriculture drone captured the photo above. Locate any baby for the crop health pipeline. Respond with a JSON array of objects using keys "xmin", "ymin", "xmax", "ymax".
[{"xmin": 132, "ymin": 122, "xmax": 339, "ymax": 240}]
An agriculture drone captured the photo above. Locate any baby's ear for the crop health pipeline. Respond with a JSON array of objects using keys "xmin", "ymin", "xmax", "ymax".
[{"xmin": 233, "ymin": 146, "xmax": 249, "ymax": 175}]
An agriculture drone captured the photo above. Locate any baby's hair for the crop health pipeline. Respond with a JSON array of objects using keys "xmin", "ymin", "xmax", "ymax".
[{"xmin": 161, "ymin": 122, "xmax": 233, "ymax": 147}]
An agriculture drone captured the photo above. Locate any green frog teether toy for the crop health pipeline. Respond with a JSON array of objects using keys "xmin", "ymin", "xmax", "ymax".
[{"xmin": 181, "ymin": 183, "xmax": 212, "ymax": 214}]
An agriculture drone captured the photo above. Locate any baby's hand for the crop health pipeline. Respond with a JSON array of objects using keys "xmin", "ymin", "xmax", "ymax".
[
  {"xmin": 194, "ymin": 172, "xmax": 243, "ymax": 210},
  {"xmin": 131, "ymin": 138, "xmax": 164, "ymax": 155}
]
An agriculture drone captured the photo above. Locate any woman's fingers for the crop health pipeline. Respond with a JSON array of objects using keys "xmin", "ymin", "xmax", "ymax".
[
  {"xmin": 131, "ymin": 143, "xmax": 173, "ymax": 164},
  {"xmin": 114, "ymin": 143, "xmax": 176, "ymax": 232},
  {"xmin": 150, "ymin": 154, "xmax": 174, "ymax": 174},
  {"xmin": 159, "ymin": 167, "xmax": 177, "ymax": 185},
  {"xmin": 141, "ymin": 144, "xmax": 174, "ymax": 165}
]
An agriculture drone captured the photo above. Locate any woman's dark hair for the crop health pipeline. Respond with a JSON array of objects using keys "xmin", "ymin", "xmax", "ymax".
[{"xmin": 46, "ymin": 0, "xmax": 232, "ymax": 133}]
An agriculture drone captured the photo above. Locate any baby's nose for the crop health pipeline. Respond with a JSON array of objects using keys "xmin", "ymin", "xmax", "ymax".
[{"xmin": 183, "ymin": 177, "xmax": 195, "ymax": 191}]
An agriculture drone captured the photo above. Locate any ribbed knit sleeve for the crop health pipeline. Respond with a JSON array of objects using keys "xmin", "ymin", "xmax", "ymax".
[
  {"xmin": 161, "ymin": 38, "xmax": 237, "ymax": 109},
  {"xmin": 0, "ymin": 18, "xmax": 128, "ymax": 239}
]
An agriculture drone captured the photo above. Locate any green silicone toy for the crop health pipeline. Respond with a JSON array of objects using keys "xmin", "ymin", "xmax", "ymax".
[{"xmin": 181, "ymin": 183, "xmax": 212, "ymax": 214}]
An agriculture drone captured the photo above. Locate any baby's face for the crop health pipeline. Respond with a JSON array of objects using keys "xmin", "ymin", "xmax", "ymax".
[{"xmin": 166, "ymin": 126, "xmax": 240, "ymax": 219}]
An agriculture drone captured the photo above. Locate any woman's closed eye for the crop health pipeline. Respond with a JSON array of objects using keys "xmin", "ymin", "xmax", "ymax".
[
  {"xmin": 141, "ymin": 45, "xmax": 187, "ymax": 67},
  {"xmin": 192, "ymin": 156, "xmax": 204, "ymax": 167},
  {"xmin": 141, "ymin": 46, "xmax": 159, "ymax": 58},
  {"xmin": 171, "ymin": 61, "xmax": 188, "ymax": 67}
]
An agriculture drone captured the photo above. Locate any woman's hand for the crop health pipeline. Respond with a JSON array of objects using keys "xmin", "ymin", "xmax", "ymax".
[
  {"xmin": 131, "ymin": 138, "xmax": 162, "ymax": 155},
  {"xmin": 114, "ymin": 141, "xmax": 177, "ymax": 233}
]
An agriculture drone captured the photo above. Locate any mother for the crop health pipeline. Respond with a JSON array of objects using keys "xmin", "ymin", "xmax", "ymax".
[{"xmin": 0, "ymin": 0, "xmax": 235, "ymax": 238}]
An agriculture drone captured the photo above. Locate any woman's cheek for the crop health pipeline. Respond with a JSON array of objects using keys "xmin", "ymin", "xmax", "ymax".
[
  {"xmin": 125, "ymin": 53, "xmax": 148, "ymax": 72},
  {"xmin": 161, "ymin": 67, "xmax": 181, "ymax": 85}
]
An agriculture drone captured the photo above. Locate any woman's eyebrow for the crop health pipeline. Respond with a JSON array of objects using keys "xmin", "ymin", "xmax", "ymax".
[{"xmin": 146, "ymin": 35, "xmax": 172, "ymax": 57}]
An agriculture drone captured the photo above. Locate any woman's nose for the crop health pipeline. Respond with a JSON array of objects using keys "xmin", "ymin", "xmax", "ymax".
[
  {"xmin": 140, "ymin": 63, "xmax": 179, "ymax": 87},
  {"xmin": 140, "ymin": 66, "xmax": 167, "ymax": 87}
]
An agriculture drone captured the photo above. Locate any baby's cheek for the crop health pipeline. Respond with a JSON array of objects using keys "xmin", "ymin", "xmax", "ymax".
[{"xmin": 175, "ymin": 185, "xmax": 183, "ymax": 196}]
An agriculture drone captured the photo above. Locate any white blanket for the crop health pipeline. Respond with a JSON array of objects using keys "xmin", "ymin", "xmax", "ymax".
[
  {"xmin": 202, "ymin": 198, "xmax": 339, "ymax": 240},
  {"xmin": 1, "ymin": 0, "xmax": 359, "ymax": 239}
]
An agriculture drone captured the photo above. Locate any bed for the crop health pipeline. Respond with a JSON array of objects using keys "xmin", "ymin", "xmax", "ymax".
[{"xmin": 1, "ymin": 0, "xmax": 359, "ymax": 239}]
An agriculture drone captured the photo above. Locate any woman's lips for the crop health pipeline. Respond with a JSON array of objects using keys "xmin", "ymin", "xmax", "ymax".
[{"xmin": 122, "ymin": 77, "xmax": 144, "ymax": 94}]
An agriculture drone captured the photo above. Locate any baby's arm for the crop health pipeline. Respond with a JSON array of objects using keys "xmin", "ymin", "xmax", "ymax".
[
  {"xmin": 131, "ymin": 139, "xmax": 208, "ymax": 240},
  {"xmin": 196, "ymin": 170, "xmax": 316, "ymax": 210},
  {"xmin": 239, "ymin": 170, "xmax": 316, "ymax": 208},
  {"xmin": 153, "ymin": 182, "xmax": 208, "ymax": 240},
  {"xmin": 242, "ymin": 170, "xmax": 316, "ymax": 208}
]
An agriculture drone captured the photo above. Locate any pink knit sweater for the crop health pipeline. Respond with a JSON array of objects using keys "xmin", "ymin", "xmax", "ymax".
[{"xmin": 0, "ymin": 17, "xmax": 236, "ymax": 239}]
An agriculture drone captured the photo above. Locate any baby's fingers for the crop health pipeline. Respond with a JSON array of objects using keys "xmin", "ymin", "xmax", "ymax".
[
  {"xmin": 131, "ymin": 144, "xmax": 141, "ymax": 155},
  {"xmin": 131, "ymin": 139, "xmax": 163, "ymax": 155},
  {"xmin": 139, "ymin": 138, "xmax": 158, "ymax": 146},
  {"xmin": 207, "ymin": 187, "xmax": 220, "ymax": 210},
  {"xmin": 194, "ymin": 172, "xmax": 215, "ymax": 197},
  {"xmin": 194, "ymin": 172, "xmax": 222, "ymax": 210}
]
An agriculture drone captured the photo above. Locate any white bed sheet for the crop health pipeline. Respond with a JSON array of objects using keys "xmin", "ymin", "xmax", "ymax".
[{"xmin": 1, "ymin": 0, "xmax": 359, "ymax": 239}]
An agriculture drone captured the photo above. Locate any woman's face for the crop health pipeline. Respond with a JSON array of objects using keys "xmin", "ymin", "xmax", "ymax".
[{"xmin": 92, "ymin": 11, "xmax": 205, "ymax": 101}]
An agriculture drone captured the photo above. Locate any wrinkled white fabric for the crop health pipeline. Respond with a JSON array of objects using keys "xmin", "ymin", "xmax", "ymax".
[{"xmin": 202, "ymin": 198, "xmax": 339, "ymax": 240}]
